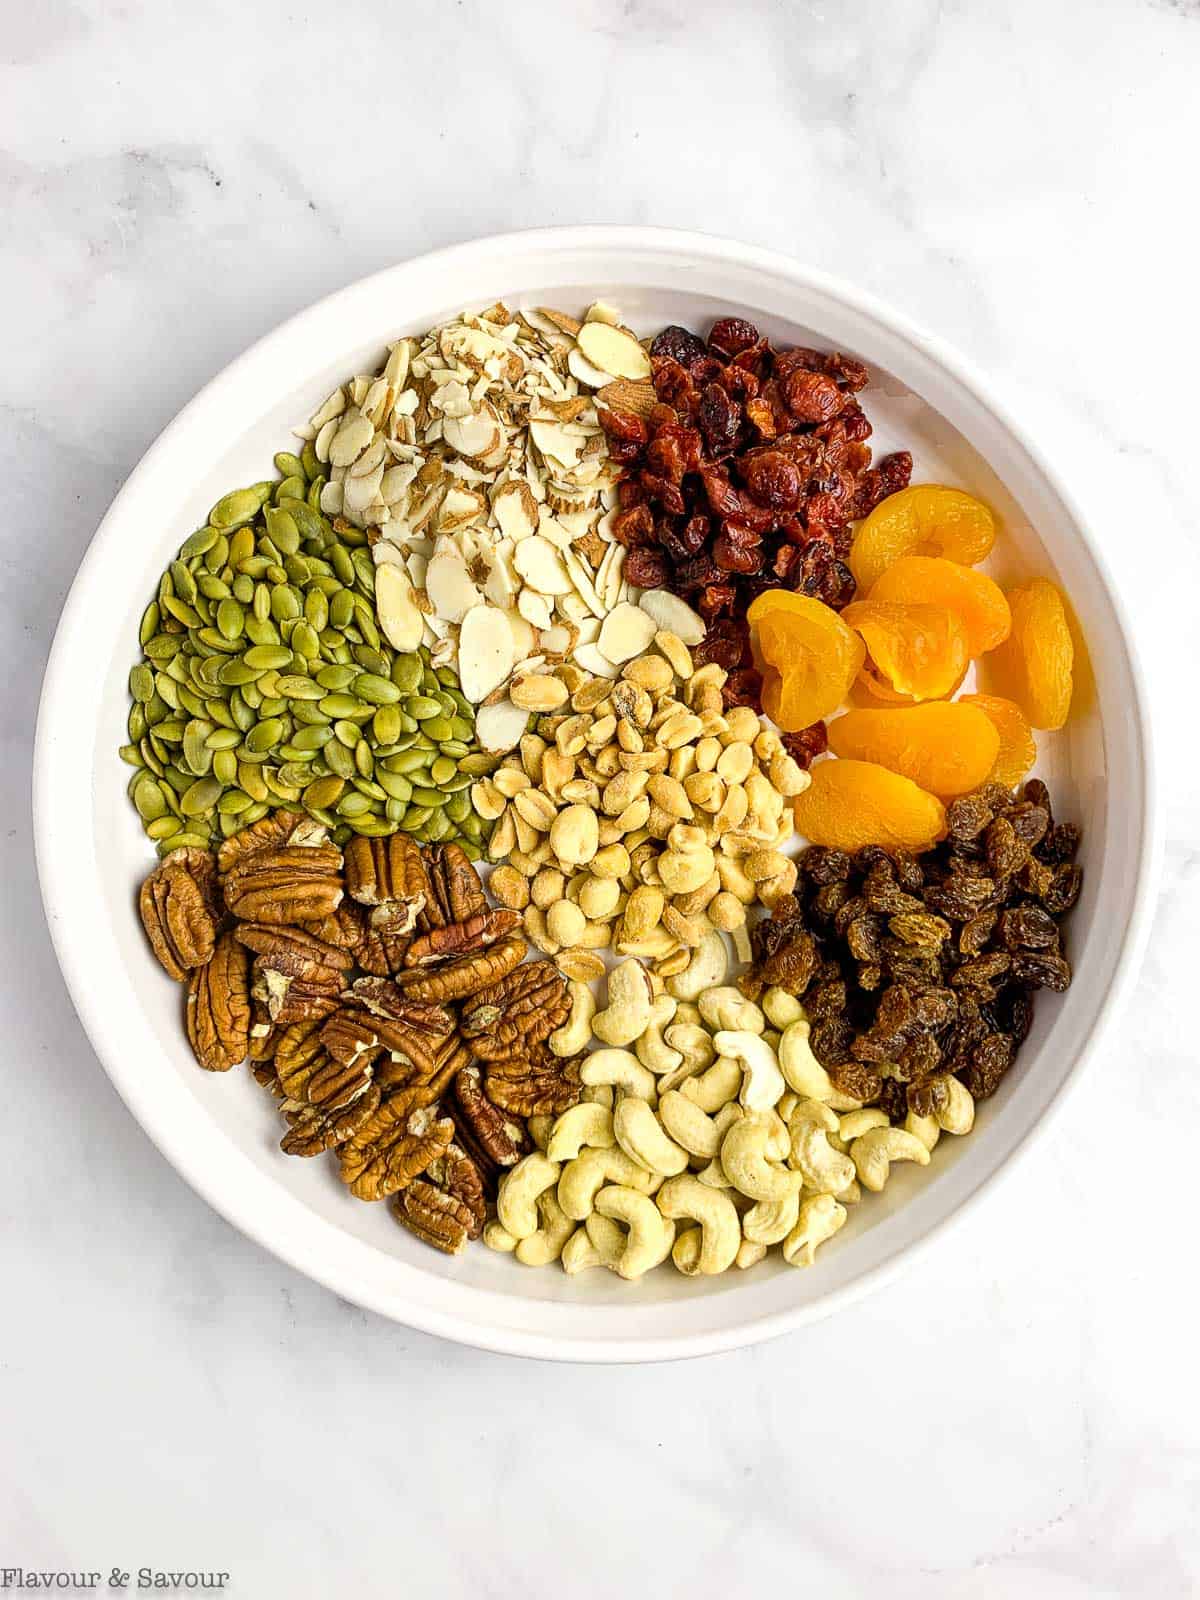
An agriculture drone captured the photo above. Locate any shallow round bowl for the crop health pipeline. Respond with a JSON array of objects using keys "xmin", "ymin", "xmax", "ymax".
[{"xmin": 34, "ymin": 228, "xmax": 1157, "ymax": 1361}]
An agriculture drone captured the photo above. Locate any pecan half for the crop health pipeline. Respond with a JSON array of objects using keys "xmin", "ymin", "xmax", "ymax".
[
  {"xmin": 139, "ymin": 848, "xmax": 222, "ymax": 980},
  {"xmin": 222, "ymin": 844, "xmax": 345, "ymax": 926},
  {"xmin": 402, "ymin": 908, "xmax": 522, "ymax": 967},
  {"xmin": 484, "ymin": 1044, "xmax": 582, "ymax": 1117},
  {"xmin": 337, "ymin": 1087, "xmax": 454, "ymax": 1201},
  {"xmin": 185, "ymin": 930, "xmax": 251, "ymax": 1072},
  {"xmin": 451, "ymin": 1063, "xmax": 531, "ymax": 1185},
  {"xmin": 394, "ymin": 933, "xmax": 526, "ymax": 1002},
  {"xmin": 216, "ymin": 810, "xmax": 327, "ymax": 875},
  {"xmin": 274, "ymin": 1016, "xmax": 333, "ymax": 1101},
  {"xmin": 280, "ymin": 1084, "xmax": 382, "ymax": 1157},
  {"xmin": 460, "ymin": 960, "xmax": 571, "ymax": 1061},
  {"xmin": 421, "ymin": 842, "xmax": 487, "ymax": 928},
  {"xmin": 344, "ymin": 834, "xmax": 428, "ymax": 912},
  {"xmin": 238, "ymin": 923, "xmax": 352, "ymax": 1023},
  {"xmin": 392, "ymin": 1143, "xmax": 486, "ymax": 1253},
  {"xmin": 301, "ymin": 900, "xmax": 367, "ymax": 953}
]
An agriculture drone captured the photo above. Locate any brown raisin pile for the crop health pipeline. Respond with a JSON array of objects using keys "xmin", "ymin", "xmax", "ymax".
[
  {"xmin": 739, "ymin": 779, "xmax": 1082, "ymax": 1114},
  {"xmin": 599, "ymin": 316, "xmax": 911, "ymax": 740}
]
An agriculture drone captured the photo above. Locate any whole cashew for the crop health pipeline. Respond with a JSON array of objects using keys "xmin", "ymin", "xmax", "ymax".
[
  {"xmin": 656, "ymin": 1175, "xmax": 741, "ymax": 1274},
  {"xmin": 562, "ymin": 1216, "xmax": 625, "ymax": 1274},
  {"xmin": 666, "ymin": 928, "xmax": 728, "ymax": 1001},
  {"xmin": 526, "ymin": 1115, "xmax": 554, "ymax": 1151},
  {"xmin": 671, "ymin": 1226, "xmax": 704, "ymax": 1276},
  {"xmin": 482, "ymin": 1219, "xmax": 516, "ymax": 1253},
  {"xmin": 545, "ymin": 1102, "xmax": 615, "ymax": 1161},
  {"xmin": 496, "ymin": 1152, "xmax": 562, "ymax": 1239},
  {"xmin": 558, "ymin": 1146, "xmax": 657, "ymax": 1221},
  {"xmin": 714, "ymin": 1030, "xmax": 787, "ymax": 1113},
  {"xmin": 581, "ymin": 1083, "xmax": 615, "ymax": 1109},
  {"xmin": 735, "ymin": 1238, "xmax": 768, "ymax": 1270},
  {"xmin": 679, "ymin": 1055, "xmax": 742, "ymax": 1113},
  {"xmin": 613, "ymin": 1097, "xmax": 690, "ymax": 1177},
  {"xmin": 658, "ymin": 1023, "xmax": 716, "ymax": 1092},
  {"xmin": 788, "ymin": 1105, "xmax": 856, "ymax": 1194},
  {"xmin": 634, "ymin": 994, "xmax": 682, "ymax": 1076},
  {"xmin": 549, "ymin": 979, "xmax": 596, "ymax": 1057},
  {"xmin": 593, "ymin": 959, "xmax": 656, "ymax": 1047},
  {"xmin": 695, "ymin": 1104, "xmax": 744, "ymax": 1188},
  {"xmin": 594, "ymin": 1186, "xmax": 676, "ymax": 1280},
  {"xmin": 658, "ymin": 1088, "xmax": 724, "ymax": 1159},
  {"xmin": 762, "ymin": 986, "xmax": 805, "ymax": 1029},
  {"xmin": 742, "ymin": 1190, "xmax": 801, "ymax": 1246},
  {"xmin": 778, "ymin": 1019, "xmax": 862, "ymax": 1110},
  {"xmin": 580, "ymin": 1047, "xmax": 658, "ymax": 1105},
  {"xmin": 782, "ymin": 1194, "xmax": 847, "ymax": 1266},
  {"xmin": 838, "ymin": 1108, "xmax": 890, "ymax": 1142},
  {"xmin": 673, "ymin": 1001, "xmax": 703, "ymax": 1027},
  {"xmin": 906, "ymin": 1109, "xmax": 942, "ymax": 1153},
  {"xmin": 937, "ymin": 1077, "xmax": 975, "ymax": 1136},
  {"xmin": 851, "ymin": 1127, "xmax": 932, "ymax": 1192},
  {"xmin": 721, "ymin": 1112, "xmax": 801, "ymax": 1202},
  {"xmin": 698, "ymin": 986, "xmax": 765, "ymax": 1034},
  {"xmin": 515, "ymin": 1188, "xmax": 575, "ymax": 1266}
]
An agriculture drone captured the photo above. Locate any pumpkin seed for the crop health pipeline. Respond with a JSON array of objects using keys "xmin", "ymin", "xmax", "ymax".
[
  {"xmin": 210, "ymin": 487, "xmax": 264, "ymax": 530},
  {"xmin": 406, "ymin": 695, "xmax": 443, "ymax": 721},
  {"xmin": 353, "ymin": 673, "xmax": 401, "ymax": 706},
  {"xmin": 316, "ymin": 664, "xmax": 358, "ymax": 691},
  {"xmin": 212, "ymin": 748, "xmax": 239, "ymax": 787},
  {"xmin": 130, "ymin": 664, "xmax": 155, "ymax": 703},
  {"xmin": 446, "ymin": 792, "xmax": 472, "ymax": 824},
  {"xmin": 324, "ymin": 741, "xmax": 356, "ymax": 780},
  {"xmin": 304, "ymin": 590, "xmax": 329, "ymax": 632},
  {"xmin": 205, "ymin": 727, "xmax": 243, "ymax": 751},
  {"xmin": 303, "ymin": 776, "xmax": 345, "ymax": 810},
  {"xmin": 275, "ymin": 673, "xmax": 325, "ymax": 701},
  {"xmin": 180, "ymin": 526, "xmax": 218, "ymax": 560},
  {"xmin": 180, "ymin": 777, "xmax": 222, "ymax": 816},
  {"xmin": 291, "ymin": 621, "xmax": 322, "ymax": 661},
  {"xmin": 132, "ymin": 773, "xmax": 168, "ymax": 821},
  {"xmin": 348, "ymin": 816, "xmax": 397, "ymax": 838},
  {"xmin": 390, "ymin": 654, "xmax": 424, "ymax": 694},
  {"xmin": 372, "ymin": 705, "xmax": 402, "ymax": 746},
  {"xmin": 274, "ymin": 451, "xmax": 305, "ymax": 481},
  {"xmin": 320, "ymin": 694, "xmax": 371, "ymax": 720},
  {"xmin": 232, "ymin": 573, "xmax": 255, "ymax": 603},
  {"xmin": 217, "ymin": 788, "xmax": 253, "ymax": 816},
  {"xmin": 243, "ymin": 644, "xmax": 293, "ymax": 671},
  {"xmin": 421, "ymin": 716, "xmax": 454, "ymax": 742},
  {"xmin": 376, "ymin": 770, "xmax": 414, "ymax": 803},
  {"xmin": 430, "ymin": 756, "xmax": 456, "ymax": 786},
  {"xmin": 238, "ymin": 763, "xmax": 270, "ymax": 803},
  {"xmin": 146, "ymin": 815, "xmax": 182, "ymax": 840}
]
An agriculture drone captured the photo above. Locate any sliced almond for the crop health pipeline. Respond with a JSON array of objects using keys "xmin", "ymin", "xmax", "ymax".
[
  {"xmin": 425, "ymin": 550, "xmax": 482, "ymax": 625},
  {"xmin": 475, "ymin": 699, "xmax": 530, "ymax": 753},
  {"xmin": 597, "ymin": 602, "xmax": 658, "ymax": 665},
  {"xmin": 457, "ymin": 603, "xmax": 516, "ymax": 704},
  {"xmin": 584, "ymin": 301, "xmax": 622, "ymax": 327},
  {"xmin": 483, "ymin": 542, "xmax": 520, "ymax": 610},
  {"xmin": 512, "ymin": 534, "xmax": 573, "ymax": 597},
  {"xmin": 374, "ymin": 563, "xmax": 424, "ymax": 653},
  {"xmin": 567, "ymin": 347, "xmax": 614, "ymax": 390},
  {"xmin": 328, "ymin": 408, "xmax": 375, "ymax": 468},
  {"xmin": 596, "ymin": 379, "xmax": 657, "ymax": 420},
  {"xmin": 529, "ymin": 419, "xmax": 583, "ymax": 469},
  {"xmin": 573, "ymin": 642, "xmax": 621, "ymax": 679},
  {"xmin": 517, "ymin": 587, "xmax": 554, "ymax": 630},
  {"xmin": 537, "ymin": 307, "xmax": 583, "ymax": 337},
  {"xmin": 576, "ymin": 322, "xmax": 652, "ymax": 382},
  {"xmin": 561, "ymin": 545, "xmax": 604, "ymax": 618},
  {"xmin": 492, "ymin": 479, "xmax": 539, "ymax": 542},
  {"xmin": 504, "ymin": 609, "xmax": 536, "ymax": 660},
  {"xmin": 443, "ymin": 407, "xmax": 502, "ymax": 460},
  {"xmin": 638, "ymin": 589, "xmax": 707, "ymax": 647}
]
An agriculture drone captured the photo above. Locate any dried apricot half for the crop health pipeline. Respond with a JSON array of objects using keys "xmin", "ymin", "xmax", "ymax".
[
  {"xmin": 867, "ymin": 555, "xmax": 1010, "ymax": 654},
  {"xmin": 792, "ymin": 759, "xmax": 947, "ymax": 853},
  {"xmin": 987, "ymin": 578, "xmax": 1074, "ymax": 729},
  {"xmin": 826, "ymin": 703, "xmax": 1001, "ymax": 796},
  {"xmin": 960, "ymin": 693, "xmax": 1038, "ymax": 787},
  {"xmin": 849, "ymin": 485, "xmax": 996, "ymax": 592},
  {"xmin": 748, "ymin": 591, "xmax": 865, "ymax": 730},
  {"xmin": 841, "ymin": 599, "xmax": 969, "ymax": 702}
]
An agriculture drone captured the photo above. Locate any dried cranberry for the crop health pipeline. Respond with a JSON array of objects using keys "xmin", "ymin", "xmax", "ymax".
[
  {"xmin": 723, "ymin": 668, "xmax": 764, "ymax": 709},
  {"xmin": 638, "ymin": 471, "xmax": 686, "ymax": 515},
  {"xmin": 645, "ymin": 429, "xmax": 687, "ymax": 484},
  {"xmin": 713, "ymin": 523, "xmax": 764, "ymax": 574},
  {"xmin": 740, "ymin": 450, "xmax": 802, "ymax": 511},
  {"xmin": 698, "ymin": 383, "xmax": 741, "ymax": 456},
  {"xmin": 673, "ymin": 553, "xmax": 721, "ymax": 590},
  {"xmin": 692, "ymin": 619, "xmax": 748, "ymax": 670},
  {"xmin": 697, "ymin": 582, "xmax": 737, "ymax": 620},
  {"xmin": 650, "ymin": 325, "xmax": 708, "ymax": 369},
  {"xmin": 847, "ymin": 451, "xmax": 913, "ymax": 518},
  {"xmin": 598, "ymin": 409, "xmax": 647, "ymax": 447},
  {"xmin": 650, "ymin": 357, "xmax": 695, "ymax": 413},
  {"xmin": 708, "ymin": 317, "xmax": 760, "ymax": 356}
]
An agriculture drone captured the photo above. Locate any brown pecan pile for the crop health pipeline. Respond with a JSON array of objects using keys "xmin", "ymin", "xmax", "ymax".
[
  {"xmin": 739, "ymin": 778, "xmax": 1082, "ymax": 1113},
  {"xmin": 137, "ymin": 812, "xmax": 580, "ymax": 1255},
  {"xmin": 600, "ymin": 317, "xmax": 911, "ymax": 722}
]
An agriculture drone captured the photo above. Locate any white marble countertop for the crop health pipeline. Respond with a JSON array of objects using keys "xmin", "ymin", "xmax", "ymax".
[{"xmin": 3, "ymin": 0, "xmax": 1198, "ymax": 1593}]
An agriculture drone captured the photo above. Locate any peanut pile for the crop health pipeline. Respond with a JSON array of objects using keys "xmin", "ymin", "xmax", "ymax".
[{"xmin": 471, "ymin": 630, "xmax": 810, "ymax": 987}]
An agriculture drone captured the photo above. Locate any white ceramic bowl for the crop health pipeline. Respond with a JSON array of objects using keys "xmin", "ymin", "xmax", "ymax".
[{"xmin": 34, "ymin": 228, "xmax": 1157, "ymax": 1362}]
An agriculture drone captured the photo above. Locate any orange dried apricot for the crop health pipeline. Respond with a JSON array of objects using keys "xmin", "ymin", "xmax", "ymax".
[
  {"xmin": 959, "ymin": 693, "xmax": 1038, "ymax": 787},
  {"xmin": 849, "ymin": 485, "xmax": 996, "ymax": 592},
  {"xmin": 866, "ymin": 555, "xmax": 1010, "ymax": 654},
  {"xmin": 841, "ymin": 599, "xmax": 969, "ymax": 701},
  {"xmin": 987, "ymin": 578, "xmax": 1074, "ymax": 729},
  {"xmin": 826, "ymin": 703, "xmax": 1001, "ymax": 796},
  {"xmin": 849, "ymin": 659, "xmax": 970, "ymax": 708},
  {"xmin": 792, "ymin": 759, "xmax": 947, "ymax": 853},
  {"xmin": 747, "ymin": 590, "xmax": 865, "ymax": 730}
]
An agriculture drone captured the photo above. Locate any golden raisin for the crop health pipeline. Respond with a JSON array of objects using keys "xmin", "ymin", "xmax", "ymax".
[
  {"xmin": 866, "ymin": 556, "xmax": 1010, "ymax": 654},
  {"xmin": 841, "ymin": 600, "xmax": 969, "ymax": 702},
  {"xmin": 791, "ymin": 759, "xmax": 947, "ymax": 853},
  {"xmin": 826, "ymin": 703, "xmax": 1001, "ymax": 797},
  {"xmin": 960, "ymin": 694, "xmax": 1038, "ymax": 787},
  {"xmin": 849, "ymin": 485, "xmax": 996, "ymax": 592},
  {"xmin": 987, "ymin": 579, "xmax": 1074, "ymax": 729},
  {"xmin": 747, "ymin": 590, "xmax": 865, "ymax": 731}
]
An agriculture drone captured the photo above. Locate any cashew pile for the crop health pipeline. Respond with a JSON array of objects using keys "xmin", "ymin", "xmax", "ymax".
[
  {"xmin": 484, "ymin": 945, "xmax": 977, "ymax": 1280},
  {"xmin": 472, "ymin": 632, "xmax": 810, "ymax": 986}
]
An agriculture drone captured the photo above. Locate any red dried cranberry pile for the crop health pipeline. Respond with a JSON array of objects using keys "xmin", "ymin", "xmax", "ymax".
[{"xmin": 600, "ymin": 317, "xmax": 912, "ymax": 730}]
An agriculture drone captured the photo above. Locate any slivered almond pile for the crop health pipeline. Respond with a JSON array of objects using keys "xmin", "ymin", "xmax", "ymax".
[{"xmin": 292, "ymin": 301, "xmax": 660, "ymax": 718}]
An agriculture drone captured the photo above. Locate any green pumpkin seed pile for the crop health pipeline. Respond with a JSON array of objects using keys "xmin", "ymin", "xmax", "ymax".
[{"xmin": 120, "ymin": 450, "xmax": 496, "ymax": 858}]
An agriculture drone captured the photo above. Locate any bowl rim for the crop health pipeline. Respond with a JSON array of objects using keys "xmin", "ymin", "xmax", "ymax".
[{"xmin": 34, "ymin": 225, "xmax": 1160, "ymax": 1362}]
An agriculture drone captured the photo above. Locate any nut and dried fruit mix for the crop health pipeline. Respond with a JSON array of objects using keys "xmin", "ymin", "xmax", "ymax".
[{"xmin": 124, "ymin": 297, "xmax": 1085, "ymax": 1278}]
